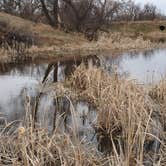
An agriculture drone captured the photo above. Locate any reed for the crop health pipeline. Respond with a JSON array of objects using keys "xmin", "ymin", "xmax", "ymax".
[
  {"xmin": 69, "ymin": 64, "xmax": 166, "ymax": 165},
  {"xmin": 1, "ymin": 64, "xmax": 166, "ymax": 165}
]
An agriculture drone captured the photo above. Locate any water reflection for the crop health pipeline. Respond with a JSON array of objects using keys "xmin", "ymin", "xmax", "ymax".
[
  {"xmin": 0, "ymin": 55, "xmax": 100, "ymax": 142},
  {"xmin": 0, "ymin": 76, "xmax": 37, "ymax": 121},
  {"xmin": 1, "ymin": 48, "xmax": 166, "ymax": 147},
  {"xmin": 102, "ymin": 48, "xmax": 166, "ymax": 83},
  {"xmin": 51, "ymin": 100, "xmax": 97, "ymax": 141},
  {"xmin": 1, "ymin": 48, "xmax": 166, "ymax": 123}
]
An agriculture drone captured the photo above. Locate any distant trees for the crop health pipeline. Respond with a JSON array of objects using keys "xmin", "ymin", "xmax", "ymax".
[
  {"xmin": 140, "ymin": 3, "xmax": 157, "ymax": 20},
  {"xmin": 0, "ymin": 0, "xmax": 19, "ymax": 14},
  {"xmin": 0, "ymin": 0, "xmax": 41, "ymax": 21},
  {"xmin": 115, "ymin": 1, "xmax": 165, "ymax": 21},
  {"xmin": 40, "ymin": 0, "xmax": 59, "ymax": 27},
  {"xmin": 60, "ymin": 0, "xmax": 94, "ymax": 31},
  {"xmin": 59, "ymin": 0, "xmax": 123, "ymax": 32},
  {"xmin": 0, "ymin": 0, "xmax": 165, "ymax": 32},
  {"xmin": 115, "ymin": 0, "xmax": 141, "ymax": 21}
]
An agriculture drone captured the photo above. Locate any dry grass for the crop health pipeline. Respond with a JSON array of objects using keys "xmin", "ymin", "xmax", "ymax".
[
  {"xmin": 0, "ymin": 125, "xmax": 105, "ymax": 165},
  {"xmin": 149, "ymin": 80, "xmax": 166, "ymax": 131},
  {"xmin": 68, "ymin": 64, "xmax": 166, "ymax": 165},
  {"xmin": 1, "ymin": 12, "xmax": 166, "ymax": 64},
  {"xmin": 1, "ymin": 64, "xmax": 166, "ymax": 165},
  {"xmin": 111, "ymin": 21, "xmax": 166, "ymax": 43},
  {"xmin": 0, "ymin": 91, "xmax": 105, "ymax": 166},
  {"xmin": 26, "ymin": 32, "xmax": 166, "ymax": 63},
  {"xmin": 0, "ymin": 12, "xmax": 86, "ymax": 47},
  {"xmin": 89, "ymin": 33, "xmax": 154, "ymax": 51}
]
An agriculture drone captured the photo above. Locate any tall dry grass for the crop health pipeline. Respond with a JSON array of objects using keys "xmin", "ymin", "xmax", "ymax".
[
  {"xmin": 0, "ymin": 93, "xmax": 106, "ymax": 166},
  {"xmin": 1, "ymin": 64, "xmax": 166, "ymax": 165},
  {"xmin": 70, "ymin": 64, "xmax": 166, "ymax": 165}
]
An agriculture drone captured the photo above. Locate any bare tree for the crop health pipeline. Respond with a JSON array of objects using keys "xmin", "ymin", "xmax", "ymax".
[
  {"xmin": 0, "ymin": 0, "xmax": 165, "ymax": 33},
  {"xmin": 0, "ymin": 0, "xmax": 19, "ymax": 14},
  {"xmin": 60, "ymin": 0, "xmax": 94, "ymax": 31},
  {"xmin": 117, "ymin": 0, "xmax": 141, "ymax": 21},
  {"xmin": 40, "ymin": 0, "xmax": 59, "ymax": 27},
  {"xmin": 141, "ymin": 3, "xmax": 157, "ymax": 20},
  {"xmin": 19, "ymin": 0, "xmax": 41, "ymax": 21},
  {"xmin": 103, "ymin": 0, "xmax": 121, "ymax": 23}
]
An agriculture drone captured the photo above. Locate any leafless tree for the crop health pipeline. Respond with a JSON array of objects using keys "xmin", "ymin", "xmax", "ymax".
[
  {"xmin": 60, "ymin": 0, "xmax": 94, "ymax": 31},
  {"xmin": 0, "ymin": 0, "xmax": 165, "ymax": 32},
  {"xmin": 39, "ymin": 0, "xmax": 122, "ymax": 32},
  {"xmin": 116, "ymin": 0, "xmax": 141, "ymax": 21},
  {"xmin": 140, "ymin": 3, "xmax": 157, "ymax": 20},
  {"xmin": 113, "ymin": 0, "xmax": 163, "ymax": 21},
  {"xmin": 40, "ymin": 0, "xmax": 59, "ymax": 27},
  {"xmin": 0, "ymin": 0, "xmax": 19, "ymax": 14},
  {"xmin": 19, "ymin": 0, "xmax": 41, "ymax": 21}
]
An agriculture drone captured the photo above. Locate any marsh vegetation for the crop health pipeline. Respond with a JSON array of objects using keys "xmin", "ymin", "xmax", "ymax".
[
  {"xmin": 0, "ymin": 1, "xmax": 166, "ymax": 166},
  {"xmin": 0, "ymin": 50, "xmax": 166, "ymax": 165}
]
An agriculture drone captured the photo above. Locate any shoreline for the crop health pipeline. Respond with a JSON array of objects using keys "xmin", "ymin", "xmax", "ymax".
[{"xmin": 1, "ymin": 40, "xmax": 166, "ymax": 65}]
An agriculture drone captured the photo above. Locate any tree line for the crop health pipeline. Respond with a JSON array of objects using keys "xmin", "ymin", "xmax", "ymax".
[{"xmin": 0, "ymin": 0, "xmax": 165, "ymax": 32}]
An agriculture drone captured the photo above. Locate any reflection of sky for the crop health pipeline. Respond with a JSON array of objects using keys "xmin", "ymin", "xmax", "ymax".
[
  {"xmin": 119, "ymin": 49, "xmax": 166, "ymax": 83},
  {"xmin": 0, "ymin": 76, "xmax": 37, "ymax": 104},
  {"xmin": 0, "ymin": 64, "xmax": 45, "ymax": 120},
  {"xmin": 0, "ymin": 75, "xmax": 38, "ymax": 121},
  {"xmin": 135, "ymin": 0, "xmax": 166, "ymax": 14},
  {"xmin": 0, "ymin": 62, "xmax": 72, "ymax": 123},
  {"xmin": 1, "ymin": 48, "xmax": 166, "ymax": 120},
  {"xmin": 0, "ymin": 67, "xmax": 96, "ymax": 138}
]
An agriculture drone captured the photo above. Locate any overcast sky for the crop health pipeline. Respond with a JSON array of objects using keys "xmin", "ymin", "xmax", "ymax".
[{"xmin": 134, "ymin": 0, "xmax": 166, "ymax": 14}]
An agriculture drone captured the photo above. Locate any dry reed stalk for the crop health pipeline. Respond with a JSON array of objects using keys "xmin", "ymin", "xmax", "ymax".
[
  {"xmin": 1, "ymin": 64, "xmax": 166, "ymax": 165},
  {"xmin": 69, "ymin": 64, "xmax": 166, "ymax": 165}
]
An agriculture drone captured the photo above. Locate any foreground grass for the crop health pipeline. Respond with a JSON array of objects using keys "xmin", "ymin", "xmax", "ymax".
[
  {"xmin": 1, "ymin": 64, "xmax": 166, "ymax": 165},
  {"xmin": 69, "ymin": 65, "xmax": 166, "ymax": 165}
]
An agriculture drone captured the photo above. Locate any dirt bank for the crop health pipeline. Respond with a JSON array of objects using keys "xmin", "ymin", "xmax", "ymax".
[{"xmin": 0, "ymin": 12, "xmax": 166, "ymax": 63}]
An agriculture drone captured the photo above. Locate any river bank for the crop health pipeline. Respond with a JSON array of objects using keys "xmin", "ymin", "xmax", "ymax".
[{"xmin": 1, "ymin": 12, "xmax": 166, "ymax": 64}]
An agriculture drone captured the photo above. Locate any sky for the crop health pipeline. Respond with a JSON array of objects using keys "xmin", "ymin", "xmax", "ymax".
[{"xmin": 134, "ymin": 0, "xmax": 166, "ymax": 14}]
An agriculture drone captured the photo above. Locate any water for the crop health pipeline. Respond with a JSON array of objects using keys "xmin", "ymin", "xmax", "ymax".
[
  {"xmin": 0, "ymin": 57, "xmax": 98, "ymax": 142},
  {"xmin": 102, "ymin": 48, "xmax": 166, "ymax": 83},
  {"xmin": 0, "ymin": 48, "xmax": 166, "ymax": 140},
  {"xmin": 0, "ymin": 63, "xmax": 47, "ymax": 122}
]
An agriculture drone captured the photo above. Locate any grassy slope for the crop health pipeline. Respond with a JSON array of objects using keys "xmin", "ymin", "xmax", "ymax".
[
  {"xmin": 1, "ymin": 12, "xmax": 166, "ymax": 62},
  {"xmin": 0, "ymin": 12, "xmax": 92, "ymax": 62},
  {"xmin": 111, "ymin": 21, "xmax": 166, "ymax": 41},
  {"xmin": 1, "ymin": 12, "xmax": 166, "ymax": 45},
  {"xmin": 0, "ymin": 12, "xmax": 86, "ymax": 47},
  {"xmin": 111, "ymin": 21, "xmax": 166, "ymax": 33}
]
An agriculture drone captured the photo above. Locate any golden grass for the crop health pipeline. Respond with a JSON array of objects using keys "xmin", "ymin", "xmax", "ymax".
[
  {"xmin": 27, "ymin": 32, "xmax": 166, "ymax": 63},
  {"xmin": 1, "ymin": 64, "xmax": 166, "ymax": 165},
  {"xmin": 68, "ymin": 64, "xmax": 166, "ymax": 165},
  {"xmin": 0, "ymin": 126, "xmax": 105, "ymax": 165},
  {"xmin": 0, "ymin": 93, "xmax": 105, "ymax": 166},
  {"xmin": 0, "ymin": 12, "xmax": 86, "ymax": 47},
  {"xmin": 1, "ymin": 12, "xmax": 166, "ymax": 64},
  {"xmin": 111, "ymin": 21, "xmax": 166, "ymax": 34},
  {"xmin": 1, "ymin": 12, "xmax": 166, "ymax": 165}
]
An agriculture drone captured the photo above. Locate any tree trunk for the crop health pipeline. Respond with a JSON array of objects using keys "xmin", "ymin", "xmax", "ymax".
[
  {"xmin": 40, "ymin": 0, "xmax": 56, "ymax": 27},
  {"xmin": 53, "ymin": 0, "xmax": 59, "ymax": 28}
]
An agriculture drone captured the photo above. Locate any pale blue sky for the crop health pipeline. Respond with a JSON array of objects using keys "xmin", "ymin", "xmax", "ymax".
[{"xmin": 135, "ymin": 0, "xmax": 166, "ymax": 14}]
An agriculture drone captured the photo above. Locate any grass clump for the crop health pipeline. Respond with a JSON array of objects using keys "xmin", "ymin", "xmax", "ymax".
[
  {"xmin": 1, "ymin": 64, "xmax": 166, "ymax": 165},
  {"xmin": 0, "ymin": 101, "xmax": 105, "ymax": 166},
  {"xmin": 69, "ymin": 64, "xmax": 166, "ymax": 165}
]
